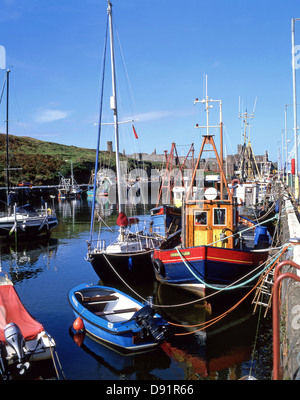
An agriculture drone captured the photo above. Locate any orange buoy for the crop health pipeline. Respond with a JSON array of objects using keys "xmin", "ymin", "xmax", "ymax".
[
  {"xmin": 73, "ymin": 332, "xmax": 84, "ymax": 347},
  {"xmin": 73, "ymin": 317, "xmax": 84, "ymax": 331}
]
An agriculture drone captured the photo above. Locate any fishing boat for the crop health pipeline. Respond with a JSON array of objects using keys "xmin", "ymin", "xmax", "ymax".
[
  {"xmin": 57, "ymin": 163, "xmax": 82, "ymax": 200},
  {"xmin": 228, "ymin": 109, "xmax": 278, "ymax": 235},
  {"xmin": 0, "ymin": 272, "xmax": 56, "ymax": 378},
  {"xmin": 68, "ymin": 283, "xmax": 168, "ymax": 351},
  {"xmin": 87, "ymin": 1, "xmax": 181, "ymax": 284},
  {"xmin": 0, "ymin": 69, "xmax": 58, "ymax": 240},
  {"xmin": 152, "ymin": 91, "xmax": 271, "ymax": 296}
]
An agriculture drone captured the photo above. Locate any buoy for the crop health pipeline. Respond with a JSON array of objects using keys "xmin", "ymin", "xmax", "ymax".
[
  {"xmin": 73, "ymin": 317, "xmax": 84, "ymax": 331},
  {"xmin": 73, "ymin": 332, "xmax": 84, "ymax": 347}
]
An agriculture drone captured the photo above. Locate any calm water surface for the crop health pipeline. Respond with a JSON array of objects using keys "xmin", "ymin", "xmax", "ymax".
[{"xmin": 0, "ymin": 197, "xmax": 272, "ymax": 381}]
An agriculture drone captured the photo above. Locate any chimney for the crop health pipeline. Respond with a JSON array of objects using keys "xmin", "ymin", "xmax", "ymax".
[{"xmin": 107, "ymin": 141, "xmax": 113, "ymax": 153}]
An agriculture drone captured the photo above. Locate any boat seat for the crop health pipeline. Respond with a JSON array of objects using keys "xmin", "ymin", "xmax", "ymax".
[
  {"xmin": 95, "ymin": 307, "xmax": 139, "ymax": 317},
  {"xmin": 82, "ymin": 295, "xmax": 118, "ymax": 304}
]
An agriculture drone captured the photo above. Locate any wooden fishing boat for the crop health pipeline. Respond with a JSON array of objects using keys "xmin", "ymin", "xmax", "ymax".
[
  {"xmin": 68, "ymin": 283, "xmax": 168, "ymax": 351},
  {"xmin": 152, "ymin": 91, "xmax": 271, "ymax": 296},
  {"xmin": 0, "ymin": 273, "xmax": 56, "ymax": 378}
]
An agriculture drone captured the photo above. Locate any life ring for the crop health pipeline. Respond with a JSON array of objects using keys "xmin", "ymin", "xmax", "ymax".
[{"xmin": 152, "ymin": 258, "xmax": 166, "ymax": 278}]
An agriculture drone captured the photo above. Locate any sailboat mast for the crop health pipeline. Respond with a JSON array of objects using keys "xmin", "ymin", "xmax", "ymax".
[
  {"xmin": 108, "ymin": 1, "xmax": 122, "ymax": 212},
  {"xmin": 5, "ymin": 69, "xmax": 10, "ymax": 204}
]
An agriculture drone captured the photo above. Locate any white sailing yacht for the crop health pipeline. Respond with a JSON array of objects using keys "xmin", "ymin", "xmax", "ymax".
[{"xmin": 87, "ymin": 1, "xmax": 181, "ymax": 284}]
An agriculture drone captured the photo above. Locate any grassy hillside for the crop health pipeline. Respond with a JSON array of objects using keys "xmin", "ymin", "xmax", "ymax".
[
  {"xmin": 0, "ymin": 134, "xmax": 161, "ymax": 186},
  {"xmin": 0, "ymin": 134, "xmax": 147, "ymax": 186}
]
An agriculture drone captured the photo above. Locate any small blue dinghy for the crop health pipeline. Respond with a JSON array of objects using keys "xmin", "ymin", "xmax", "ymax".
[{"xmin": 68, "ymin": 284, "xmax": 168, "ymax": 351}]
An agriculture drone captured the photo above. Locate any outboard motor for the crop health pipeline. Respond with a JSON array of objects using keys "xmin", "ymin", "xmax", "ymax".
[
  {"xmin": 4, "ymin": 323, "xmax": 29, "ymax": 375},
  {"xmin": 133, "ymin": 305, "xmax": 167, "ymax": 343}
]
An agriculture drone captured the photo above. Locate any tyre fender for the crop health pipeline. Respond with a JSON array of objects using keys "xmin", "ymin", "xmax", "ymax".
[{"xmin": 152, "ymin": 258, "xmax": 166, "ymax": 278}]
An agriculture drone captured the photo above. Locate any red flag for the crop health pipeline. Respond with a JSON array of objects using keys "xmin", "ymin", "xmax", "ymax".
[{"xmin": 132, "ymin": 124, "xmax": 138, "ymax": 139}]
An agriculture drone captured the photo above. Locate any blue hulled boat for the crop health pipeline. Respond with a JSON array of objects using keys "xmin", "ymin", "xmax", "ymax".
[{"xmin": 68, "ymin": 283, "xmax": 168, "ymax": 351}]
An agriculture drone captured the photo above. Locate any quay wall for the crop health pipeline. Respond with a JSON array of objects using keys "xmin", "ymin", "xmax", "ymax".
[{"xmin": 281, "ymin": 197, "xmax": 300, "ymax": 380}]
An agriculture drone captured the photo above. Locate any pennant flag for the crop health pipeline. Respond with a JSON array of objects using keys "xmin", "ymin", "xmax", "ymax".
[
  {"xmin": 0, "ymin": 45, "xmax": 6, "ymax": 70},
  {"xmin": 132, "ymin": 124, "xmax": 138, "ymax": 139}
]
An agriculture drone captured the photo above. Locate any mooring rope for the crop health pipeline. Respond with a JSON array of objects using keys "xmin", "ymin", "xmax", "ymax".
[
  {"xmin": 102, "ymin": 242, "xmax": 290, "ymax": 309},
  {"xmin": 169, "ymin": 244, "xmax": 290, "ymax": 335},
  {"xmin": 174, "ymin": 241, "xmax": 284, "ymax": 291},
  {"xmin": 47, "ymin": 333, "xmax": 66, "ymax": 380}
]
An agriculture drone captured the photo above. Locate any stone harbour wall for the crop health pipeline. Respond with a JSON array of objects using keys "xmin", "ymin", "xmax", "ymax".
[{"xmin": 281, "ymin": 198, "xmax": 300, "ymax": 380}]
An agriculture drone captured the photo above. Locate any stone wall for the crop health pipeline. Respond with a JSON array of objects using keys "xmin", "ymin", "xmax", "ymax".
[{"xmin": 281, "ymin": 198, "xmax": 300, "ymax": 380}]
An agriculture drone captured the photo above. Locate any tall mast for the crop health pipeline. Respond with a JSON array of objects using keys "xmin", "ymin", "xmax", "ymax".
[
  {"xmin": 5, "ymin": 69, "xmax": 10, "ymax": 204},
  {"xmin": 107, "ymin": 1, "xmax": 122, "ymax": 212}
]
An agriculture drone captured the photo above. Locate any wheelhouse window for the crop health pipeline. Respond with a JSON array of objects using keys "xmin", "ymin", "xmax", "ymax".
[
  {"xmin": 213, "ymin": 208, "xmax": 226, "ymax": 225},
  {"xmin": 194, "ymin": 211, "xmax": 207, "ymax": 226}
]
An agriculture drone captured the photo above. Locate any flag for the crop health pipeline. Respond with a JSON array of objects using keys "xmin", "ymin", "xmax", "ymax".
[
  {"xmin": 0, "ymin": 45, "xmax": 6, "ymax": 70},
  {"xmin": 132, "ymin": 124, "xmax": 138, "ymax": 139}
]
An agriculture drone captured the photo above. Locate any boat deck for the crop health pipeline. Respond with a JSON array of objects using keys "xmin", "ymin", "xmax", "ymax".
[{"xmin": 75, "ymin": 291, "xmax": 139, "ymax": 323}]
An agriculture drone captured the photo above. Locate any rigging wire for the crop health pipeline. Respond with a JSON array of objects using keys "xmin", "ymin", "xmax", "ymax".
[
  {"xmin": 113, "ymin": 17, "xmax": 145, "ymax": 168},
  {"xmin": 0, "ymin": 73, "xmax": 7, "ymax": 105}
]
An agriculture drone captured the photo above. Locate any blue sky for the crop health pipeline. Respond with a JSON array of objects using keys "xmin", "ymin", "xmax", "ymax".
[{"xmin": 0, "ymin": 0, "xmax": 300, "ymax": 166}]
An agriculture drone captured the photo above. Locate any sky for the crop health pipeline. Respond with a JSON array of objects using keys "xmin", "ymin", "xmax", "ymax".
[{"xmin": 0, "ymin": 0, "xmax": 300, "ymax": 168}]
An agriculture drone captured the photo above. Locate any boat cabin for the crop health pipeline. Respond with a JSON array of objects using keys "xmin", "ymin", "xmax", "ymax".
[
  {"xmin": 183, "ymin": 132, "xmax": 238, "ymax": 249},
  {"xmin": 185, "ymin": 201, "xmax": 237, "ymax": 248}
]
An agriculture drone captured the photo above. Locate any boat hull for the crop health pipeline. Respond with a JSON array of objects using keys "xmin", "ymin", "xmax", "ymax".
[
  {"xmin": 152, "ymin": 245, "xmax": 269, "ymax": 296},
  {"xmin": 88, "ymin": 250, "xmax": 155, "ymax": 284},
  {"xmin": 0, "ymin": 274, "xmax": 56, "ymax": 373},
  {"xmin": 68, "ymin": 284, "xmax": 167, "ymax": 351},
  {"xmin": 0, "ymin": 214, "xmax": 58, "ymax": 239},
  {"xmin": 4, "ymin": 331, "xmax": 55, "ymax": 365}
]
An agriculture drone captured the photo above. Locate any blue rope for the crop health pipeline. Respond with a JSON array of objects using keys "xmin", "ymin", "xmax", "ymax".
[
  {"xmin": 175, "ymin": 245, "xmax": 284, "ymax": 291},
  {"xmin": 90, "ymin": 16, "xmax": 109, "ymax": 243}
]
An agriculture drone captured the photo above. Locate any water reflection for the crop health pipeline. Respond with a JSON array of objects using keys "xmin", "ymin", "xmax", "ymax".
[
  {"xmin": 0, "ymin": 198, "xmax": 272, "ymax": 380},
  {"xmin": 91, "ymin": 277, "xmax": 259, "ymax": 380},
  {"xmin": 0, "ymin": 238, "xmax": 59, "ymax": 284},
  {"xmin": 69, "ymin": 329, "xmax": 171, "ymax": 380},
  {"xmin": 154, "ymin": 283, "xmax": 255, "ymax": 380}
]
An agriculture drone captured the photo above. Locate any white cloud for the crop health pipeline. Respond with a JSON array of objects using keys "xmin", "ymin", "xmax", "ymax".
[
  {"xmin": 212, "ymin": 61, "xmax": 221, "ymax": 68},
  {"xmin": 34, "ymin": 109, "xmax": 71, "ymax": 123},
  {"xmin": 136, "ymin": 109, "xmax": 192, "ymax": 122}
]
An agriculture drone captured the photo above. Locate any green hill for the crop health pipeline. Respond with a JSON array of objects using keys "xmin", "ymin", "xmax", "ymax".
[{"xmin": 0, "ymin": 134, "xmax": 149, "ymax": 186}]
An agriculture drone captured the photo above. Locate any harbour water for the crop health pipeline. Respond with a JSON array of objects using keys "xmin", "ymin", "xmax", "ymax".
[{"xmin": 0, "ymin": 197, "xmax": 273, "ymax": 381}]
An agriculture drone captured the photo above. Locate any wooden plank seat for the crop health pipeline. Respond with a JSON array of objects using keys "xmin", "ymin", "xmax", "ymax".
[
  {"xmin": 82, "ymin": 294, "xmax": 119, "ymax": 303},
  {"xmin": 95, "ymin": 307, "xmax": 139, "ymax": 317}
]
